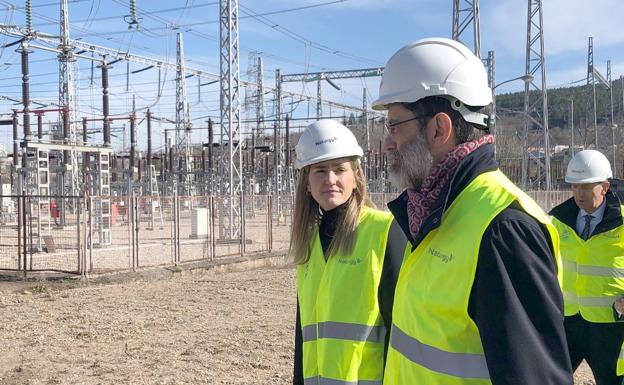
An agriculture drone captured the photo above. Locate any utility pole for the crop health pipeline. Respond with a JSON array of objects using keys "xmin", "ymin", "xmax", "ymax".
[{"xmin": 522, "ymin": 0, "xmax": 550, "ymax": 191}]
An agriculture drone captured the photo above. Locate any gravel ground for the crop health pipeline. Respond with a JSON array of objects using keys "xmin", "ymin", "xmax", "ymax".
[{"xmin": 0, "ymin": 264, "xmax": 596, "ymax": 384}]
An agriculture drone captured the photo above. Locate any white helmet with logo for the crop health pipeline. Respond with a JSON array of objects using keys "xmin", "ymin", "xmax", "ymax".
[
  {"xmin": 372, "ymin": 37, "xmax": 492, "ymax": 127},
  {"xmin": 565, "ymin": 149, "xmax": 612, "ymax": 184},
  {"xmin": 294, "ymin": 119, "xmax": 363, "ymax": 169}
]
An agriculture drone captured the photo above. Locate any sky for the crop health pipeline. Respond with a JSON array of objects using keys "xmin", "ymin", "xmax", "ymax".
[{"xmin": 0, "ymin": 0, "xmax": 622, "ymax": 153}]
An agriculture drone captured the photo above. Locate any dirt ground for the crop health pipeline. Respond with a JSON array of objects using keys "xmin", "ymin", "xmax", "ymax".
[{"xmin": 0, "ymin": 263, "xmax": 596, "ymax": 385}]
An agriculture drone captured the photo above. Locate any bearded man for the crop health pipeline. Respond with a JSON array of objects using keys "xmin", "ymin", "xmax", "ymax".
[{"xmin": 375, "ymin": 38, "xmax": 573, "ymax": 385}]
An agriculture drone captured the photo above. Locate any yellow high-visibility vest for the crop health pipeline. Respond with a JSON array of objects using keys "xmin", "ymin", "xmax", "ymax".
[
  {"xmin": 297, "ymin": 206, "xmax": 393, "ymax": 385},
  {"xmin": 384, "ymin": 170, "xmax": 560, "ymax": 385},
  {"xmin": 551, "ymin": 205, "xmax": 624, "ymax": 322}
]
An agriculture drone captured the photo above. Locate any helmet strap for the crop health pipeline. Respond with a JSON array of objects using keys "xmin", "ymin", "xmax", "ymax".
[{"xmin": 442, "ymin": 96, "xmax": 489, "ymax": 130}]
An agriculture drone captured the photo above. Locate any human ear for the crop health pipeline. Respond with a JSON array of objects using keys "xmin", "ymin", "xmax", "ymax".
[{"xmin": 432, "ymin": 112, "xmax": 454, "ymax": 145}]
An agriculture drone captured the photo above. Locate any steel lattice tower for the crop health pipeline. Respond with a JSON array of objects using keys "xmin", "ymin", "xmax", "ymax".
[
  {"xmin": 608, "ymin": 60, "xmax": 616, "ymax": 177},
  {"xmin": 175, "ymin": 32, "xmax": 193, "ymax": 196},
  {"xmin": 587, "ymin": 36, "xmax": 598, "ymax": 149},
  {"xmin": 255, "ymin": 55, "xmax": 265, "ymax": 146},
  {"xmin": 219, "ymin": 0, "xmax": 242, "ymax": 238},
  {"xmin": 58, "ymin": 0, "xmax": 79, "ymax": 196},
  {"xmin": 452, "ymin": 0, "xmax": 481, "ymax": 58},
  {"xmin": 254, "ymin": 55, "xmax": 266, "ymax": 183},
  {"xmin": 243, "ymin": 52, "xmax": 266, "ymax": 190},
  {"xmin": 521, "ymin": 0, "xmax": 550, "ymax": 191}
]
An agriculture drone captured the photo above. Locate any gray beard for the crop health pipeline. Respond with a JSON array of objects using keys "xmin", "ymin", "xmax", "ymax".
[{"xmin": 387, "ymin": 138, "xmax": 433, "ymax": 190}]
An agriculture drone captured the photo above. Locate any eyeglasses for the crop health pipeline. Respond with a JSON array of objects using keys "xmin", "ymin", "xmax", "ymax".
[{"xmin": 384, "ymin": 116, "xmax": 428, "ymax": 136}]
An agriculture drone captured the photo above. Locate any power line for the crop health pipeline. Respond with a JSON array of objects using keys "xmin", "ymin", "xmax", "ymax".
[{"xmin": 33, "ymin": 1, "xmax": 220, "ymax": 26}]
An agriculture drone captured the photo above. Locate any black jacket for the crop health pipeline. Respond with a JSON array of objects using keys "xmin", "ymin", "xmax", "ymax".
[
  {"xmin": 386, "ymin": 144, "xmax": 572, "ymax": 385},
  {"xmin": 549, "ymin": 189, "xmax": 623, "ymax": 238},
  {"xmin": 293, "ymin": 204, "xmax": 408, "ymax": 385}
]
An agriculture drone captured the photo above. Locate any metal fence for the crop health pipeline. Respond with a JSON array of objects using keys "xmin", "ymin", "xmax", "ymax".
[
  {"xmin": 0, "ymin": 190, "xmax": 572, "ymax": 276},
  {"xmin": 0, "ymin": 194, "xmax": 292, "ymax": 276},
  {"xmin": 0, "ymin": 195, "xmax": 83, "ymax": 274}
]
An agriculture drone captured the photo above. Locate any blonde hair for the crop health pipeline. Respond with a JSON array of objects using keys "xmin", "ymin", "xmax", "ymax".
[{"xmin": 290, "ymin": 158, "xmax": 373, "ymax": 264}]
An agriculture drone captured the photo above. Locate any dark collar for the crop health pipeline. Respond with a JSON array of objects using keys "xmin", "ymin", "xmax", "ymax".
[
  {"xmin": 319, "ymin": 202, "xmax": 348, "ymax": 237},
  {"xmin": 550, "ymin": 190, "xmax": 622, "ymax": 235},
  {"xmin": 387, "ymin": 143, "xmax": 498, "ymax": 247}
]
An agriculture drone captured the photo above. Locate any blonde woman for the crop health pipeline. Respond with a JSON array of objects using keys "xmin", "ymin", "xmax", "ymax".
[{"xmin": 291, "ymin": 120, "xmax": 407, "ymax": 385}]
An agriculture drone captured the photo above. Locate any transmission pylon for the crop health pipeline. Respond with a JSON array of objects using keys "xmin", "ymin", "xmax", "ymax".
[
  {"xmin": 452, "ymin": 0, "xmax": 481, "ymax": 58},
  {"xmin": 175, "ymin": 32, "xmax": 193, "ymax": 197},
  {"xmin": 608, "ymin": 60, "xmax": 616, "ymax": 177},
  {"xmin": 243, "ymin": 51, "xmax": 266, "ymax": 193},
  {"xmin": 255, "ymin": 55, "xmax": 265, "ymax": 146},
  {"xmin": 588, "ymin": 36, "xmax": 598, "ymax": 149},
  {"xmin": 58, "ymin": 0, "xmax": 79, "ymax": 198},
  {"xmin": 219, "ymin": 0, "xmax": 242, "ymax": 239},
  {"xmin": 253, "ymin": 54, "xmax": 266, "ymax": 189},
  {"xmin": 521, "ymin": 0, "xmax": 550, "ymax": 191},
  {"xmin": 586, "ymin": 37, "xmax": 613, "ymax": 153}
]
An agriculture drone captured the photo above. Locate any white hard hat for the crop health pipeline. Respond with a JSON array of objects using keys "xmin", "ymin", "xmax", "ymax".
[
  {"xmin": 294, "ymin": 120, "xmax": 363, "ymax": 169},
  {"xmin": 372, "ymin": 37, "xmax": 492, "ymax": 126},
  {"xmin": 565, "ymin": 150, "xmax": 612, "ymax": 184}
]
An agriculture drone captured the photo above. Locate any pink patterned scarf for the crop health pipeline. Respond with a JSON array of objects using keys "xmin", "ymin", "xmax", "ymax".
[{"xmin": 407, "ymin": 135, "xmax": 495, "ymax": 239}]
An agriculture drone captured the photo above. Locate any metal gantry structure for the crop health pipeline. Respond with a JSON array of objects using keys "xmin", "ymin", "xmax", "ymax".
[{"xmin": 521, "ymin": 0, "xmax": 551, "ymax": 191}]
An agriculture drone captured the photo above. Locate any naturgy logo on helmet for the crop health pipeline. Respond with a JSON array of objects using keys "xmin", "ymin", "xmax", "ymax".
[{"xmin": 315, "ymin": 136, "xmax": 338, "ymax": 146}]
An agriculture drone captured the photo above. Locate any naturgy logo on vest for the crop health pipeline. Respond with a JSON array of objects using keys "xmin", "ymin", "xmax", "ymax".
[
  {"xmin": 338, "ymin": 257, "xmax": 363, "ymax": 266},
  {"xmin": 428, "ymin": 247, "xmax": 453, "ymax": 263}
]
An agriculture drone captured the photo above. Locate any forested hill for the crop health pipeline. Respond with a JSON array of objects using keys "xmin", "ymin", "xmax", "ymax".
[{"xmin": 496, "ymin": 81, "xmax": 624, "ymax": 129}]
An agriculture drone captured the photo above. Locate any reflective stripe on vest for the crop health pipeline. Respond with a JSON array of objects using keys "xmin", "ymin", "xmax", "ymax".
[
  {"xmin": 303, "ymin": 376, "xmax": 383, "ymax": 385},
  {"xmin": 618, "ymin": 342, "xmax": 624, "ymax": 376},
  {"xmin": 302, "ymin": 322, "xmax": 385, "ymax": 344},
  {"xmin": 552, "ymin": 211, "xmax": 624, "ymax": 322},
  {"xmin": 385, "ymin": 170, "xmax": 559, "ymax": 385},
  {"xmin": 564, "ymin": 291, "xmax": 618, "ymax": 307},
  {"xmin": 297, "ymin": 207, "xmax": 393, "ymax": 384},
  {"xmin": 563, "ymin": 260, "xmax": 576, "ymax": 271},
  {"xmin": 390, "ymin": 324, "xmax": 490, "ymax": 380},
  {"xmin": 563, "ymin": 259, "xmax": 624, "ymax": 278}
]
